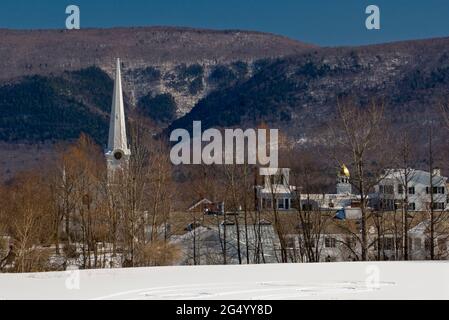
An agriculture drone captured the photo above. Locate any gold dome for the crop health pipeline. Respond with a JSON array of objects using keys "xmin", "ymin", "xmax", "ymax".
[{"xmin": 340, "ymin": 164, "xmax": 350, "ymax": 177}]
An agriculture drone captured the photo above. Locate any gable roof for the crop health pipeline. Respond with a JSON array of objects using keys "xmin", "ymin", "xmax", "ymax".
[
  {"xmin": 381, "ymin": 169, "xmax": 447, "ymax": 186},
  {"xmin": 188, "ymin": 198, "xmax": 213, "ymax": 211}
]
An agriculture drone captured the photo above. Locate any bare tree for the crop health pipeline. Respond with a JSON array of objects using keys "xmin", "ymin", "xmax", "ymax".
[
  {"xmin": 427, "ymin": 124, "xmax": 436, "ymax": 260},
  {"xmin": 2, "ymin": 173, "xmax": 53, "ymax": 272},
  {"xmin": 392, "ymin": 131, "xmax": 418, "ymax": 260},
  {"xmin": 287, "ymin": 150, "xmax": 330, "ymax": 262},
  {"xmin": 115, "ymin": 118, "xmax": 175, "ymax": 267},
  {"xmin": 440, "ymin": 102, "xmax": 449, "ymax": 131},
  {"xmin": 330, "ymin": 98, "xmax": 390, "ymax": 261}
]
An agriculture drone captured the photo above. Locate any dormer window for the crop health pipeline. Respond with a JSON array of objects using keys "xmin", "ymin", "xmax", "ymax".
[{"xmin": 270, "ymin": 174, "xmax": 285, "ymax": 185}]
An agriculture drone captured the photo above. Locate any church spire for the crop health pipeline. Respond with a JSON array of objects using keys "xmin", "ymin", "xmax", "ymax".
[
  {"xmin": 107, "ymin": 58, "xmax": 129, "ymax": 154},
  {"xmin": 106, "ymin": 58, "xmax": 130, "ymax": 173}
]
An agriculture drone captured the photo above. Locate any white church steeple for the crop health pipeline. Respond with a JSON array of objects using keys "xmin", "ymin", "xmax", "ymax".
[{"xmin": 105, "ymin": 58, "xmax": 130, "ymax": 174}]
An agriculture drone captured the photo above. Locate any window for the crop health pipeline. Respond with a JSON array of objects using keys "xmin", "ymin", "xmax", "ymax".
[
  {"xmin": 425, "ymin": 238, "xmax": 431, "ymax": 251},
  {"xmin": 270, "ymin": 174, "xmax": 285, "ymax": 185},
  {"xmin": 379, "ymin": 185, "xmax": 392, "ymax": 194},
  {"xmin": 425, "ymin": 186, "xmax": 443, "ymax": 194},
  {"xmin": 433, "ymin": 187, "xmax": 445, "ymax": 194},
  {"xmin": 284, "ymin": 198, "xmax": 290, "ymax": 210},
  {"xmin": 346, "ymin": 236, "xmax": 356, "ymax": 249},
  {"xmin": 379, "ymin": 185, "xmax": 394, "ymax": 195},
  {"xmin": 383, "ymin": 237, "xmax": 394, "ymax": 250},
  {"xmin": 379, "ymin": 199, "xmax": 395, "ymax": 210},
  {"xmin": 408, "ymin": 238, "xmax": 413, "ymax": 251},
  {"xmin": 438, "ymin": 239, "xmax": 447, "ymax": 252},
  {"xmin": 398, "ymin": 185, "xmax": 404, "ymax": 194},
  {"xmin": 277, "ymin": 199, "xmax": 284, "ymax": 209},
  {"xmin": 302, "ymin": 203, "xmax": 313, "ymax": 211},
  {"xmin": 263, "ymin": 198, "xmax": 272, "ymax": 209},
  {"xmin": 325, "ymin": 237, "xmax": 337, "ymax": 248},
  {"xmin": 414, "ymin": 238, "xmax": 422, "ymax": 250},
  {"xmin": 310, "ymin": 239, "xmax": 315, "ymax": 247},
  {"xmin": 408, "ymin": 187, "xmax": 415, "ymax": 195},
  {"xmin": 433, "ymin": 202, "xmax": 445, "ymax": 210},
  {"xmin": 286, "ymin": 237, "xmax": 296, "ymax": 249},
  {"xmin": 408, "ymin": 202, "xmax": 416, "ymax": 210}
]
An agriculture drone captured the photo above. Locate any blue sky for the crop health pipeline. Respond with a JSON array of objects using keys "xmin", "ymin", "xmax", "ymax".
[{"xmin": 0, "ymin": 0, "xmax": 448, "ymax": 46}]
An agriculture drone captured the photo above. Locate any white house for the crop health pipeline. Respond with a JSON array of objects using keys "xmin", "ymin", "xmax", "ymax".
[
  {"xmin": 256, "ymin": 165, "xmax": 359, "ymax": 216},
  {"xmin": 373, "ymin": 169, "xmax": 448, "ymax": 212},
  {"xmin": 407, "ymin": 220, "xmax": 449, "ymax": 260},
  {"xmin": 295, "ymin": 165, "xmax": 360, "ymax": 218},
  {"xmin": 257, "ymin": 168, "xmax": 295, "ymax": 211}
]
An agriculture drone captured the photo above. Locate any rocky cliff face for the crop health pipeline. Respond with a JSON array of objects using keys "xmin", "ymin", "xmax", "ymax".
[
  {"xmin": 0, "ymin": 27, "xmax": 315, "ymax": 117},
  {"xmin": 120, "ymin": 60, "xmax": 255, "ymax": 117},
  {"xmin": 168, "ymin": 36, "xmax": 449, "ymax": 145}
]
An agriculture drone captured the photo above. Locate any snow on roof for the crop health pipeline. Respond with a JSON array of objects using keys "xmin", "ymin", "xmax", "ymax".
[
  {"xmin": 381, "ymin": 169, "xmax": 447, "ymax": 185},
  {"xmin": 188, "ymin": 198, "xmax": 213, "ymax": 211},
  {"xmin": 259, "ymin": 167, "xmax": 289, "ymax": 176},
  {"xmin": 258, "ymin": 184, "xmax": 294, "ymax": 195},
  {"xmin": 409, "ymin": 220, "xmax": 430, "ymax": 234}
]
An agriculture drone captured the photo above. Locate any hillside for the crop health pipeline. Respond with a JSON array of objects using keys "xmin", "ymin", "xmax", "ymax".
[
  {"xmin": 168, "ymin": 37, "xmax": 449, "ymax": 142},
  {"xmin": 0, "ymin": 27, "xmax": 315, "ymax": 80},
  {"xmin": 0, "ymin": 67, "xmax": 112, "ymax": 143},
  {"xmin": 0, "ymin": 27, "xmax": 315, "ymax": 117}
]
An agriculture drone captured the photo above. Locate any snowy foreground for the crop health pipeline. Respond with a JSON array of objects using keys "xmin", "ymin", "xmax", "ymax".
[{"xmin": 0, "ymin": 262, "xmax": 448, "ymax": 300}]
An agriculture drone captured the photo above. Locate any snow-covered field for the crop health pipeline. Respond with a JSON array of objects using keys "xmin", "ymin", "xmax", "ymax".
[{"xmin": 0, "ymin": 261, "xmax": 448, "ymax": 300}]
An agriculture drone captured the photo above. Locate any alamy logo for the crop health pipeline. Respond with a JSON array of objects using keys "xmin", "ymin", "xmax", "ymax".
[
  {"xmin": 65, "ymin": 5, "xmax": 80, "ymax": 30},
  {"xmin": 365, "ymin": 265, "xmax": 380, "ymax": 289},
  {"xmin": 365, "ymin": 5, "xmax": 380, "ymax": 30},
  {"xmin": 170, "ymin": 121, "xmax": 279, "ymax": 168},
  {"xmin": 65, "ymin": 266, "xmax": 80, "ymax": 290}
]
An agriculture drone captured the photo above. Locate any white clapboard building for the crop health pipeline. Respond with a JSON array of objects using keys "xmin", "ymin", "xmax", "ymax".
[{"xmin": 372, "ymin": 169, "xmax": 448, "ymax": 212}]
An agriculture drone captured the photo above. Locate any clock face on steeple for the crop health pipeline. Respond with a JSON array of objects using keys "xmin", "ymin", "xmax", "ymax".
[{"xmin": 114, "ymin": 150, "xmax": 123, "ymax": 160}]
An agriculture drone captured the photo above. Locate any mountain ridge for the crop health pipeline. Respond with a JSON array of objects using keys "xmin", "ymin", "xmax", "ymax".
[
  {"xmin": 1, "ymin": 28, "xmax": 449, "ymax": 164},
  {"xmin": 167, "ymin": 35, "xmax": 449, "ymax": 143},
  {"xmin": 0, "ymin": 26, "xmax": 316, "ymax": 81}
]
